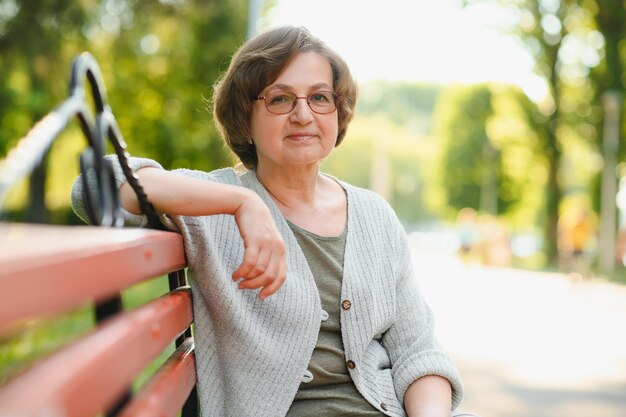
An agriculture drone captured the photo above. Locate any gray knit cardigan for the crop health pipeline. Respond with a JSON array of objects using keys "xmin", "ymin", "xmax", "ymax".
[{"xmin": 71, "ymin": 157, "xmax": 464, "ymax": 417}]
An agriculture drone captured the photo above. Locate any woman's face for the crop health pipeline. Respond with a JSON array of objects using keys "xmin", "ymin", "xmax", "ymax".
[{"xmin": 251, "ymin": 52, "xmax": 339, "ymax": 172}]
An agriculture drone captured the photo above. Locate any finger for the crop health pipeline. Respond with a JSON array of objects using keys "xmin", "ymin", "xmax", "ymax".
[
  {"xmin": 232, "ymin": 245, "xmax": 260, "ymax": 280},
  {"xmin": 249, "ymin": 254, "xmax": 280, "ymax": 286},
  {"xmin": 258, "ymin": 259, "xmax": 287, "ymax": 300},
  {"xmin": 237, "ymin": 252, "xmax": 279, "ymax": 290},
  {"xmin": 242, "ymin": 253, "xmax": 279, "ymax": 289},
  {"xmin": 237, "ymin": 273, "xmax": 272, "ymax": 290},
  {"xmin": 246, "ymin": 247, "xmax": 271, "ymax": 279}
]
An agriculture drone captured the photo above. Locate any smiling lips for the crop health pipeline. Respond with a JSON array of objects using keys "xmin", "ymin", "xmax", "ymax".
[{"xmin": 285, "ymin": 132, "xmax": 317, "ymax": 141}]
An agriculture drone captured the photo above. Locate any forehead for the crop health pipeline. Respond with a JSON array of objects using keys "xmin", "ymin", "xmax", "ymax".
[{"xmin": 267, "ymin": 52, "xmax": 333, "ymax": 91}]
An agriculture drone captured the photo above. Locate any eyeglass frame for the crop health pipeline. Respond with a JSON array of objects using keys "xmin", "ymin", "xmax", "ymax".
[{"xmin": 255, "ymin": 91, "xmax": 343, "ymax": 115}]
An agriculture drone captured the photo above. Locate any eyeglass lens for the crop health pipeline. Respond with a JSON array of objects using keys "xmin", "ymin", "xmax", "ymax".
[{"xmin": 261, "ymin": 91, "xmax": 338, "ymax": 114}]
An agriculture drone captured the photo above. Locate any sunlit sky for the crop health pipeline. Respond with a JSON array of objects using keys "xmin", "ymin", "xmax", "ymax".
[{"xmin": 261, "ymin": 0, "xmax": 548, "ymax": 102}]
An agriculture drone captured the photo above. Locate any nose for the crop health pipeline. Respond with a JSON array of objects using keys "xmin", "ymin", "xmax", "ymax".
[{"xmin": 289, "ymin": 98, "xmax": 314, "ymax": 124}]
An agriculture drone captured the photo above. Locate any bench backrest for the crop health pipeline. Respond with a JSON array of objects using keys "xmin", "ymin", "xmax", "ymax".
[
  {"xmin": 0, "ymin": 52, "xmax": 198, "ymax": 417},
  {"xmin": 0, "ymin": 223, "xmax": 196, "ymax": 417}
]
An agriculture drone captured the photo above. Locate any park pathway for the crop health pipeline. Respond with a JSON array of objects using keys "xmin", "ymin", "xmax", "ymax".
[{"xmin": 410, "ymin": 239, "xmax": 626, "ymax": 417}]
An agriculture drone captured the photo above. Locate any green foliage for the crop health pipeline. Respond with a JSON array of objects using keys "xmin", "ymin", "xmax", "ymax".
[
  {"xmin": 435, "ymin": 84, "xmax": 494, "ymax": 215},
  {"xmin": 0, "ymin": 0, "xmax": 245, "ymax": 386},
  {"xmin": 461, "ymin": 0, "xmax": 626, "ymax": 265},
  {"xmin": 0, "ymin": 0, "xmax": 91, "ymax": 156},
  {"xmin": 433, "ymin": 83, "xmax": 548, "ymax": 230},
  {"xmin": 0, "ymin": 0, "xmax": 249, "ymax": 217},
  {"xmin": 488, "ymin": 85, "xmax": 548, "ymax": 229},
  {"xmin": 100, "ymin": 0, "xmax": 248, "ymax": 172},
  {"xmin": 324, "ymin": 86, "xmax": 443, "ymax": 224},
  {"xmin": 327, "ymin": 81, "xmax": 548, "ymax": 228}
]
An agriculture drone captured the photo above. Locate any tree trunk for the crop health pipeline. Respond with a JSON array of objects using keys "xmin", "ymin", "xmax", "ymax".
[
  {"xmin": 543, "ymin": 42, "xmax": 563, "ymax": 265},
  {"xmin": 594, "ymin": 0, "xmax": 626, "ymax": 273}
]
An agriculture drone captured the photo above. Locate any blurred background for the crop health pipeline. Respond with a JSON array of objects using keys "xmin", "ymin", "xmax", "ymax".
[{"xmin": 0, "ymin": 0, "xmax": 625, "ymax": 416}]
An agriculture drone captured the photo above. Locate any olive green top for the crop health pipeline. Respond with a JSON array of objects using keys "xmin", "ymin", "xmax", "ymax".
[{"xmin": 286, "ymin": 220, "xmax": 385, "ymax": 416}]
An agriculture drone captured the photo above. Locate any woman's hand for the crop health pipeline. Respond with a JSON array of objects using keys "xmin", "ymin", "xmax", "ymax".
[{"xmin": 232, "ymin": 192, "xmax": 287, "ymax": 300}]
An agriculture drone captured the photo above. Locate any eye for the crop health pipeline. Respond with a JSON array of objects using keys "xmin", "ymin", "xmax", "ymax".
[
  {"xmin": 309, "ymin": 92, "xmax": 333, "ymax": 103},
  {"xmin": 268, "ymin": 92, "xmax": 294, "ymax": 105}
]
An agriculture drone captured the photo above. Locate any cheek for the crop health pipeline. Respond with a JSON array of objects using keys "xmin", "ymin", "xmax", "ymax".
[
  {"xmin": 251, "ymin": 114, "xmax": 286, "ymax": 148},
  {"xmin": 326, "ymin": 115, "xmax": 340, "ymax": 139},
  {"xmin": 250, "ymin": 119, "xmax": 260, "ymax": 140},
  {"xmin": 250, "ymin": 111, "xmax": 268, "ymax": 140}
]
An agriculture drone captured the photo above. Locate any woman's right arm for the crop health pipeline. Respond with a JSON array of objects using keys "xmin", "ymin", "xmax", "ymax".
[{"xmin": 119, "ymin": 167, "xmax": 287, "ymax": 300}]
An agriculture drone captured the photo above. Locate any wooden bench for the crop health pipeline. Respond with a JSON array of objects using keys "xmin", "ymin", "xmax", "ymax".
[
  {"xmin": 0, "ymin": 224, "xmax": 197, "ymax": 417},
  {"xmin": 0, "ymin": 52, "xmax": 199, "ymax": 417}
]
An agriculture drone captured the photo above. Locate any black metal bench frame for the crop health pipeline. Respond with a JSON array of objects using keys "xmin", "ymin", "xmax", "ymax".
[{"xmin": 0, "ymin": 52, "xmax": 198, "ymax": 417}]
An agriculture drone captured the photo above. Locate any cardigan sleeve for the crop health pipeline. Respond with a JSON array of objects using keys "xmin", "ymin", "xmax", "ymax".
[
  {"xmin": 381, "ymin": 212, "xmax": 465, "ymax": 410},
  {"xmin": 70, "ymin": 155, "xmax": 168, "ymax": 228}
]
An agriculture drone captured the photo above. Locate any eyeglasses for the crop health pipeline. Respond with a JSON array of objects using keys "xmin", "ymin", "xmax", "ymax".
[{"xmin": 255, "ymin": 91, "xmax": 342, "ymax": 115}]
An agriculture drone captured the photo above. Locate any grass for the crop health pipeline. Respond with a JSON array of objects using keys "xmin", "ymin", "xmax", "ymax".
[
  {"xmin": 0, "ymin": 275, "xmax": 177, "ymax": 391},
  {"xmin": 0, "ymin": 304, "xmax": 95, "ymax": 385}
]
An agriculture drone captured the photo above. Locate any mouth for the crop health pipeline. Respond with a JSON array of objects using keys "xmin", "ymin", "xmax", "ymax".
[{"xmin": 285, "ymin": 133, "xmax": 317, "ymax": 141}]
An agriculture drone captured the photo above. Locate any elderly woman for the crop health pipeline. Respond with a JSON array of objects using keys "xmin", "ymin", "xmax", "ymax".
[{"xmin": 72, "ymin": 25, "xmax": 468, "ymax": 417}]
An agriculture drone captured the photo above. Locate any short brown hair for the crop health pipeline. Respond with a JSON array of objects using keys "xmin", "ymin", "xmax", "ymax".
[{"xmin": 213, "ymin": 25, "xmax": 358, "ymax": 169}]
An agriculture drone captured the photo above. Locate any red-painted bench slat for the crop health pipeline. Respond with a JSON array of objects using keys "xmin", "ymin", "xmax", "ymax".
[
  {"xmin": 119, "ymin": 338, "xmax": 196, "ymax": 417},
  {"xmin": 0, "ymin": 288, "xmax": 193, "ymax": 417},
  {"xmin": 0, "ymin": 224, "xmax": 186, "ymax": 333}
]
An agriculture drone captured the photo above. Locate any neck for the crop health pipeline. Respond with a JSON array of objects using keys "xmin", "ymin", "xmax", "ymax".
[{"xmin": 255, "ymin": 165, "xmax": 321, "ymax": 208}]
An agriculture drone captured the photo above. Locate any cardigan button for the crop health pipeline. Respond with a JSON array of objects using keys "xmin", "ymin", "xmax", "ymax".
[
  {"xmin": 380, "ymin": 402, "xmax": 389, "ymax": 411},
  {"xmin": 346, "ymin": 360, "xmax": 356, "ymax": 369},
  {"xmin": 301, "ymin": 370, "xmax": 314, "ymax": 383},
  {"xmin": 341, "ymin": 299, "xmax": 352, "ymax": 310},
  {"xmin": 320, "ymin": 310, "xmax": 329, "ymax": 321}
]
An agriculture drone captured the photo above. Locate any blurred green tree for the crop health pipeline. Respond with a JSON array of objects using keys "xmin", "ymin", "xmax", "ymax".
[
  {"xmin": 323, "ymin": 112, "xmax": 436, "ymax": 225},
  {"xmin": 587, "ymin": 0, "xmax": 626, "ymax": 273},
  {"xmin": 490, "ymin": 0, "xmax": 626, "ymax": 269},
  {"xmin": 0, "ymin": 0, "xmax": 249, "ymax": 220},
  {"xmin": 332, "ymin": 81, "xmax": 546, "ymax": 229},
  {"xmin": 86, "ymin": 0, "xmax": 248, "ymax": 170},
  {"xmin": 502, "ymin": 0, "xmax": 575, "ymax": 263},
  {"xmin": 0, "ymin": 0, "xmax": 92, "ymax": 221},
  {"xmin": 590, "ymin": 0, "xmax": 626, "ymax": 105},
  {"xmin": 327, "ymin": 82, "xmax": 446, "ymax": 224},
  {"xmin": 435, "ymin": 85, "xmax": 495, "ymax": 215},
  {"xmin": 487, "ymin": 85, "xmax": 547, "ymax": 231},
  {"xmin": 433, "ymin": 84, "xmax": 546, "ymax": 231},
  {"xmin": 460, "ymin": 0, "xmax": 610, "ymax": 263}
]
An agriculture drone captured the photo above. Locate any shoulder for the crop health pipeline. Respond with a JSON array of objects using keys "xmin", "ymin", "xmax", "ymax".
[
  {"xmin": 323, "ymin": 173, "xmax": 385, "ymax": 204},
  {"xmin": 342, "ymin": 181, "xmax": 387, "ymax": 204},
  {"xmin": 327, "ymin": 176, "xmax": 406, "ymax": 247},
  {"xmin": 336, "ymin": 178, "xmax": 397, "ymax": 221}
]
